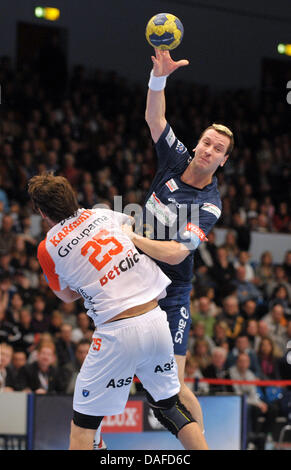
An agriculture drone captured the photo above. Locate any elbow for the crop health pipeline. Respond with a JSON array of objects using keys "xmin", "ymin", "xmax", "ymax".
[
  {"xmin": 64, "ymin": 293, "xmax": 81, "ymax": 303},
  {"xmin": 145, "ymin": 111, "xmax": 153, "ymax": 127},
  {"xmin": 54, "ymin": 291, "xmax": 78, "ymax": 303},
  {"xmin": 164, "ymin": 247, "xmax": 189, "ymax": 266},
  {"xmin": 166, "ymin": 258, "xmax": 179, "ymax": 266},
  {"xmin": 166, "ymin": 256, "xmax": 184, "ymax": 266},
  {"xmin": 57, "ymin": 294, "xmax": 72, "ymax": 303},
  {"xmin": 145, "ymin": 113, "xmax": 163, "ymax": 129}
]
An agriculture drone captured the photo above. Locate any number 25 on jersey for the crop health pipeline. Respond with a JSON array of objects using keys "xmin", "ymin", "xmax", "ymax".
[{"xmin": 81, "ymin": 229, "xmax": 123, "ymax": 271}]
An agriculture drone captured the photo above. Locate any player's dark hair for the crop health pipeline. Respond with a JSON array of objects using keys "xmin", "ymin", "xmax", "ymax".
[{"xmin": 28, "ymin": 172, "xmax": 79, "ymax": 223}]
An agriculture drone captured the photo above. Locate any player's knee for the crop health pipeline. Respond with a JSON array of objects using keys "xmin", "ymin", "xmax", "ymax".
[
  {"xmin": 70, "ymin": 413, "xmax": 103, "ymax": 450},
  {"xmin": 72, "ymin": 410, "xmax": 103, "ymax": 430},
  {"xmin": 69, "ymin": 421, "xmax": 82, "ymax": 449},
  {"xmin": 69, "ymin": 420, "xmax": 96, "ymax": 450},
  {"xmin": 146, "ymin": 391, "xmax": 195, "ymax": 437}
]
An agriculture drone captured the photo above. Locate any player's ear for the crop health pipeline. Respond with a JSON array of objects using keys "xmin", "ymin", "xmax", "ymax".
[
  {"xmin": 220, "ymin": 154, "xmax": 229, "ymax": 167},
  {"xmin": 38, "ymin": 208, "xmax": 47, "ymax": 219}
]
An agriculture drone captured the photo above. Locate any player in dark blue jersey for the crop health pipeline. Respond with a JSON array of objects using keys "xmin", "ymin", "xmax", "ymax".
[{"xmin": 123, "ymin": 49, "xmax": 234, "ymax": 446}]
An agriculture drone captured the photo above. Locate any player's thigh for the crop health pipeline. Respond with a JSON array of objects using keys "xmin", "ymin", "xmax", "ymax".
[
  {"xmin": 135, "ymin": 311, "xmax": 180, "ymax": 402},
  {"xmin": 73, "ymin": 328, "xmax": 137, "ymax": 417}
]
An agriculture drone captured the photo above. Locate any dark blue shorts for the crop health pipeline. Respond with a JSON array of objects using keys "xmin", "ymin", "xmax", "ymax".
[{"xmin": 159, "ymin": 285, "xmax": 192, "ymax": 356}]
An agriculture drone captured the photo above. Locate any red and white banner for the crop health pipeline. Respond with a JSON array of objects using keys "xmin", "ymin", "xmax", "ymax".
[{"xmin": 102, "ymin": 401, "xmax": 143, "ymax": 433}]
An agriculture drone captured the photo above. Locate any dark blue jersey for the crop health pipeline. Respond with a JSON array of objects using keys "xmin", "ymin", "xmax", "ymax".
[{"xmin": 142, "ymin": 123, "xmax": 222, "ymax": 290}]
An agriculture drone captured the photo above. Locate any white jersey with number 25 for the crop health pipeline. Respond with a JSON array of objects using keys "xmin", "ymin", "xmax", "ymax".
[{"xmin": 37, "ymin": 208, "xmax": 171, "ymax": 326}]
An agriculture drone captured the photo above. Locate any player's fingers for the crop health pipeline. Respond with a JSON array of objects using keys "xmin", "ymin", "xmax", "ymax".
[
  {"xmin": 175, "ymin": 59, "xmax": 189, "ymax": 68},
  {"xmin": 154, "ymin": 48, "xmax": 161, "ymax": 58},
  {"xmin": 121, "ymin": 224, "xmax": 134, "ymax": 239}
]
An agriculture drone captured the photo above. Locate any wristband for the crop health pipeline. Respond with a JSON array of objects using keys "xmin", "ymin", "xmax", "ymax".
[{"xmin": 148, "ymin": 70, "xmax": 168, "ymax": 91}]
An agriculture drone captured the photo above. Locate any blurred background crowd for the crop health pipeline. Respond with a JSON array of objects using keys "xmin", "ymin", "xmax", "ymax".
[{"xmin": 0, "ymin": 53, "xmax": 291, "ymax": 446}]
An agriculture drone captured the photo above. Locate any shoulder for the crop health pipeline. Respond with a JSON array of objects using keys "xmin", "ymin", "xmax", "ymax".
[
  {"xmin": 37, "ymin": 238, "xmax": 46, "ymax": 253},
  {"xmin": 155, "ymin": 123, "xmax": 191, "ymax": 167},
  {"xmin": 37, "ymin": 238, "xmax": 51, "ymax": 263},
  {"xmin": 200, "ymin": 201, "xmax": 222, "ymax": 220},
  {"xmin": 201, "ymin": 182, "xmax": 222, "ymax": 208},
  {"xmin": 199, "ymin": 184, "xmax": 222, "ymax": 224},
  {"xmin": 155, "ymin": 122, "xmax": 175, "ymax": 148},
  {"xmin": 90, "ymin": 207, "xmax": 113, "ymax": 217},
  {"xmin": 37, "ymin": 238, "xmax": 55, "ymax": 270},
  {"xmin": 203, "ymin": 178, "xmax": 222, "ymax": 201}
]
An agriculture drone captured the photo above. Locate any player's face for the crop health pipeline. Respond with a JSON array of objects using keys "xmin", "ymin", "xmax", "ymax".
[{"xmin": 192, "ymin": 129, "xmax": 230, "ymax": 173}]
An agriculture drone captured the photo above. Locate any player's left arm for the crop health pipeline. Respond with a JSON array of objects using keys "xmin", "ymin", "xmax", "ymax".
[
  {"xmin": 123, "ymin": 200, "xmax": 221, "ymax": 265},
  {"xmin": 122, "ymin": 224, "xmax": 189, "ymax": 265}
]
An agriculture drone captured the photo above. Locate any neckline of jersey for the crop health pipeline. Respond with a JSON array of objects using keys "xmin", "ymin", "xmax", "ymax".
[{"xmin": 177, "ymin": 175, "xmax": 217, "ymax": 192}]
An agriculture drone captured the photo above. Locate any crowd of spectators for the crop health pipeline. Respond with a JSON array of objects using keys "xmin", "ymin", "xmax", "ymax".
[
  {"xmin": 186, "ymin": 238, "xmax": 291, "ymax": 445},
  {"xmin": 0, "ymin": 54, "xmax": 291, "ymax": 447}
]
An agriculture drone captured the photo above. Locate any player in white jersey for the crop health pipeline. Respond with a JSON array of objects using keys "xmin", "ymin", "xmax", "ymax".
[{"xmin": 28, "ymin": 173, "xmax": 208, "ymax": 450}]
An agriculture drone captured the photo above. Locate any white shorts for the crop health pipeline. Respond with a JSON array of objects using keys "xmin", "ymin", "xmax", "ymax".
[{"xmin": 73, "ymin": 306, "xmax": 180, "ymax": 416}]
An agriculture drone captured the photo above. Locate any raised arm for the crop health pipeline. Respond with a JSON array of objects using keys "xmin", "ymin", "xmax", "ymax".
[{"xmin": 145, "ymin": 49, "xmax": 189, "ymax": 143}]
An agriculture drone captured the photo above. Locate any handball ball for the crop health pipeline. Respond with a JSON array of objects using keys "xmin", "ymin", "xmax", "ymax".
[{"xmin": 145, "ymin": 13, "xmax": 184, "ymax": 50}]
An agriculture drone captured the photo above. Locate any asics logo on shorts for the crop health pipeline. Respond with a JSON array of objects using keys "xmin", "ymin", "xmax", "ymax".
[
  {"xmin": 180, "ymin": 306, "xmax": 189, "ymax": 320},
  {"xmin": 99, "ymin": 251, "xmax": 140, "ymax": 286},
  {"xmin": 175, "ymin": 307, "xmax": 189, "ymax": 345}
]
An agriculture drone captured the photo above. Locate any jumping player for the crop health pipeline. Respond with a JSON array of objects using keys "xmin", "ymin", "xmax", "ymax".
[
  {"xmin": 28, "ymin": 173, "xmax": 208, "ymax": 450},
  {"xmin": 124, "ymin": 49, "xmax": 234, "ymax": 435}
]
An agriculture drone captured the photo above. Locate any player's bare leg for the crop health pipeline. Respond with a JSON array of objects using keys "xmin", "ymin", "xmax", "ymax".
[
  {"xmin": 178, "ymin": 422, "xmax": 209, "ymax": 450},
  {"xmin": 175, "ymin": 354, "xmax": 204, "ymax": 432},
  {"xmin": 69, "ymin": 421, "xmax": 96, "ymax": 450},
  {"xmin": 93, "ymin": 424, "xmax": 107, "ymax": 450}
]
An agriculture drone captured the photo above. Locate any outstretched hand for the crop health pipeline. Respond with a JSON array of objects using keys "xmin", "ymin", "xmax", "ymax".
[{"xmin": 151, "ymin": 49, "xmax": 189, "ymax": 77}]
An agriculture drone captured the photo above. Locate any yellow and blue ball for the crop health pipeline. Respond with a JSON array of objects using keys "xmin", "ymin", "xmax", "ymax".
[{"xmin": 145, "ymin": 13, "xmax": 184, "ymax": 50}]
